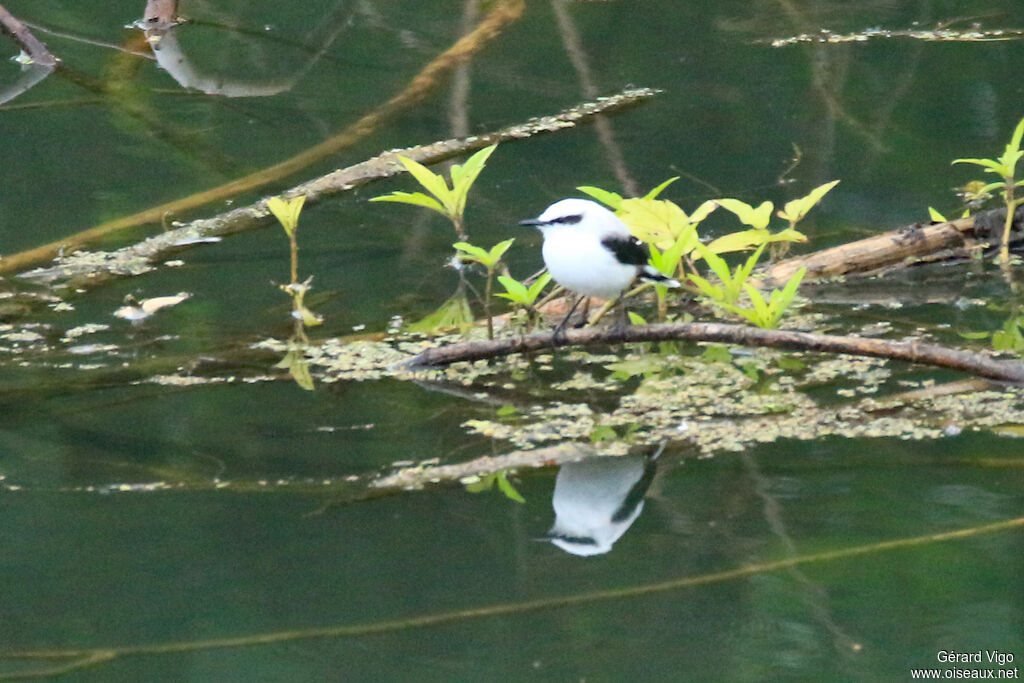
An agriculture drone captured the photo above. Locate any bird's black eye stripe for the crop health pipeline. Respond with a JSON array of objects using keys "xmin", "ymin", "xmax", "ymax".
[{"xmin": 553, "ymin": 214, "xmax": 583, "ymax": 225}]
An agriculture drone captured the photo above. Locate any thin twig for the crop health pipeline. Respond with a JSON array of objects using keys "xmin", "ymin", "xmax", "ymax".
[{"xmin": 404, "ymin": 322, "xmax": 1024, "ymax": 383}]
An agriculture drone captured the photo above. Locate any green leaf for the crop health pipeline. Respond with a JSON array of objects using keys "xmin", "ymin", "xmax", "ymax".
[
  {"xmin": 618, "ymin": 197, "xmax": 694, "ymax": 248},
  {"xmin": 687, "ymin": 273, "xmax": 723, "ymax": 302},
  {"xmin": 701, "ymin": 344, "xmax": 732, "ymax": 364},
  {"xmin": 737, "ymin": 244, "xmax": 767, "ymax": 283},
  {"xmin": 495, "ymin": 472, "xmax": 526, "ymax": 503},
  {"xmin": 396, "ymin": 156, "xmax": 454, "ymax": 211},
  {"xmin": 266, "ymin": 195, "xmax": 307, "ymax": 236},
  {"xmin": 693, "ymin": 242, "xmax": 733, "ymax": 286},
  {"xmin": 405, "ymin": 290, "xmax": 474, "ymax": 334},
  {"xmin": 1008, "ymin": 117, "xmax": 1024, "ymax": 155},
  {"xmin": 716, "ymin": 198, "xmax": 774, "ymax": 230},
  {"xmin": 688, "ymin": 199, "xmax": 719, "ymax": 224},
  {"xmin": 776, "ymin": 180, "xmax": 840, "ymax": 223},
  {"xmin": 496, "ymin": 404, "xmax": 518, "ymax": 417},
  {"xmin": 958, "ymin": 330, "xmax": 992, "ymax": 340},
  {"xmin": 992, "ymin": 330, "xmax": 1017, "ymax": 352},
  {"xmin": 777, "ymin": 266, "xmax": 806, "ymax": 308},
  {"xmin": 705, "ymin": 229, "xmax": 770, "ymax": 254},
  {"xmin": 643, "ymin": 176, "xmax": 679, "ymax": 200},
  {"xmin": 928, "ymin": 206, "xmax": 947, "ymax": 222},
  {"xmin": 627, "ymin": 311, "xmax": 647, "ymax": 325},
  {"xmin": 765, "ymin": 227, "xmax": 809, "ymax": 244},
  {"xmin": 495, "ymin": 275, "xmax": 529, "ymax": 303},
  {"xmin": 776, "ymin": 356, "xmax": 806, "ymax": 371},
  {"xmin": 486, "ymin": 237, "xmax": 515, "ymax": 266},
  {"xmin": 577, "ymin": 186, "xmax": 624, "ymax": 210},
  {"xmin": 589, "ymin": 424, "xmax": 618, "ymax": 442},
  {"xmin": 449, "ymin": 144, "xmax": 497, "ymax": 217},
  {"xmin": 370, "ymin": 191, "xmax": 447, "ymax": 215},
  {"xmin": 452, "ymin": 241, "xmax": 489, "ymax": 263},
  {"xmin": 464, "ymin": 473, "xmax": 495, "ymax": 493},
  {"xmin": 527, "ymin": 272, "xmax": 553, "ymax": 301},
  {"xmin": 744, "ymin": 283, "xmax": 772, "ymax": 323},
  {"xmin": 953, "ymin": 157, "xmax": 1007, "ymax": 173},
  {"xmin": 660, "ymin": 224, "xmax": 699, "ymax": 275}
]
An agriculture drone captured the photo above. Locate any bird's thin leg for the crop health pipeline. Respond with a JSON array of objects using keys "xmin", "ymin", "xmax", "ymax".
[
  {"xmin": 554, "ymin": 294, "xmax": 586, "ymax": 343},
  {"xmin": 615, "ymin": 299, "xmax": 629, "ymax": 330}
]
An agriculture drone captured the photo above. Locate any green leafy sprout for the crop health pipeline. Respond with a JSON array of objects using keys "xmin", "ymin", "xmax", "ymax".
[
  {"xmin": 453, "ymin": 238, "xmax": 514, "ymax": 339},
  {"xmin": 265, "ymin": 194, "xmax": 321, "ymax": 391},
  {"xmin": 724, "ymin": 267, "xmax": 807, "ymax": 329},
  {"xmin": 370, "ymin": 145, "xmax": 498, "ymax": 336},
  {"xmin": 953, "ymin": 116, "xmax": 1024, "ymax": 264},
  {"xmin": 371, "ymin": 144, "xmax": 498, "ymax": 240},
  {"xmin": 496, "ymin": 271, "xmax": 553, "ymax": 331}
]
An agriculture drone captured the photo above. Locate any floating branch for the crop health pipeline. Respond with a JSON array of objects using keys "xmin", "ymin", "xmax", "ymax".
[
  {"xmin": 19, "ymin": 86, "xmax": 662, "ymax": 286},
  {"xmin": 767, "ymin": 26, "xmax": 1024, "ymax": 48},
  {"xmin": 405, "ymin": 322, "xmax": 1024, "ymax": 383}
]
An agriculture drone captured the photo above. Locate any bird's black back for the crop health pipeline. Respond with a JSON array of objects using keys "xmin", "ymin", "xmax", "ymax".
[{"xmin": 600, "ymin": 235, "xmax": 649, "ymax": 266}]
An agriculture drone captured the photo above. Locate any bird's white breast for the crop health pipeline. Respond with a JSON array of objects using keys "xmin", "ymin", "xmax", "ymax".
[{"xmin": 541, "ymin": 225, "xmax": 638, "ymax": 300}]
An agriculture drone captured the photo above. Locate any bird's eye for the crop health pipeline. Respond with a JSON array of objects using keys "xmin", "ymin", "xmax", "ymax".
[{"xmin": 554, "ymin": 214, "xmax": 583, "ymax": 225}]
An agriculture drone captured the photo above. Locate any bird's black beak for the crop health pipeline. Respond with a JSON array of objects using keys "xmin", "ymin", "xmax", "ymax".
[{"xmin": 518, "ymin": 218, "xmax": 545, "ymax": 227}]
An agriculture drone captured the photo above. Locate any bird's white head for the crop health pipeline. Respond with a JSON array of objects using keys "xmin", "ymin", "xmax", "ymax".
[{"xmin": 519, "ymin": 198, "xmax": 626, "ymax": 236}]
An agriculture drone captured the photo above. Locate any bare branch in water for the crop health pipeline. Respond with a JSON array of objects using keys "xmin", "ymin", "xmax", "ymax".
[{"xmin": 404, "ymin": 322, "xmax": 1024, "ymax": 383}]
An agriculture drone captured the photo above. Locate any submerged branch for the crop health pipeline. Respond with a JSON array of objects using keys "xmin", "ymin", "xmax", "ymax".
[
  {"xmin": 19, "ymin": 86, "xmax": 662, "ymax": 286},
  {"xmin": 405, "ymin": 322, "xmax": 1024, "ymax": 383},
  {"xmin": 1, "ymin": 0, "xmax": 526, "ymax": 276},
  {"xmin": 2, "ymin": 515, "xmax": 1021, "ymax": 677}
]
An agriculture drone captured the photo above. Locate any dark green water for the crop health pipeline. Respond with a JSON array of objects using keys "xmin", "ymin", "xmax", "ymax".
[{"xmin": 1, "ymin": 1, "xmax": 1023, "ymax": 680}]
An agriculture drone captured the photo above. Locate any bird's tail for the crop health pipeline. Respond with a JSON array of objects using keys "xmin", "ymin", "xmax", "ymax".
[{"xmin": 639, "ymin": 265, "xmax": 680, "ymax": 288}]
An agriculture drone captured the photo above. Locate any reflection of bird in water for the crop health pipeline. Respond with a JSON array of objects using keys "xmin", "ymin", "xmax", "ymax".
[{"xmin": 546, "ymin": 452, "xmax": 659, "ymax": 557}]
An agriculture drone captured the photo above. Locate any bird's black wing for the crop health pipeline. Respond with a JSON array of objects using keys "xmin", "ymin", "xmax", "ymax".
[{"xmin": 600, "ymin": 235, "xmax": 649, "ymax": 266}]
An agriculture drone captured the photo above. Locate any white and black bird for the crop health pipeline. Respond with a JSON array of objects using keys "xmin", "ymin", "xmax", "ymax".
[
  {"xmin": 545, "ymin": 454, "xmax": 659, "ymax": 557},
  {"xmin": 519, "ymin": 198, "xmax": 679, "ymax": 328}
]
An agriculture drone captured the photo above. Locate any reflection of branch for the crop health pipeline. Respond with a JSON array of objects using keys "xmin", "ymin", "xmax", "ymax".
[
  {"xmin": 0, "ymin": 4, "xmax": 58, "ymax": 104},
  {"xmin": 774, "ymin": 0, "xmax": 886, "ymax": 153},
  {"xmin": 742, "ymin": 451, "xmax": 862, "ymax": 653},
  {"xmin": 0, "ymin": 3, "xmax": 58, "ymax": 66},
  {"xmin": 135, "ymin": 1, "xmax": 355, "ymax": 98},
  {"xmin": 551, "ymin": 0, "xmax": 638, "ymax": 197},
  {"xmin": 0, "ymin": 0, "xmax": 527, "ymax": 276},
  {"xmin": 405, "ymin": 322, "xmax": 1024, "ymax": 383},
  {"xmin": 19, "ymin": 86, "xmax": 662, "ymax": 285}
]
